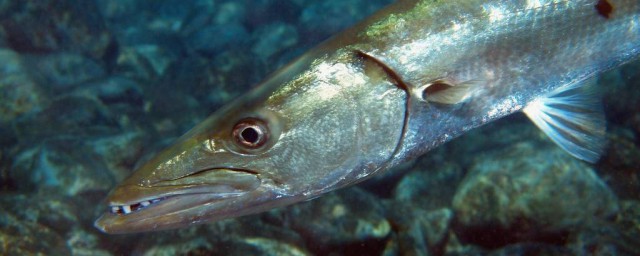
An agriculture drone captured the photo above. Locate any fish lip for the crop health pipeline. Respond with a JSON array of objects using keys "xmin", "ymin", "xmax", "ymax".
[
  {"xmin": 106, "ymin": 168, "xmax": 262, "ymax": 205},
  {"xmin": 95, "ymin": 168, "xmax": 266, "ymax": 233},
  {"xmin": 95, "ymin": 192, "xmax": 230, "ymax": 233}
]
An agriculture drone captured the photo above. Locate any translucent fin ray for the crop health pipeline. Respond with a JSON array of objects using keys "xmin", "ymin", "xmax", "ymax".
[{"xmin": 523, "ymin": 78, "xmax": 606, "ymax": 163}]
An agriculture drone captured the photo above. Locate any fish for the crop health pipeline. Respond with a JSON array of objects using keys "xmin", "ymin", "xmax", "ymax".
[{"xmin": 95, "ymin": 0, "xmax": 640, "ymax": 233}]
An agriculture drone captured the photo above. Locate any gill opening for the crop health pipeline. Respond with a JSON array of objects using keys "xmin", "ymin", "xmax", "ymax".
[{"xmin": 352, "ymin": 49, "xmax": 413, "ymax": 176}]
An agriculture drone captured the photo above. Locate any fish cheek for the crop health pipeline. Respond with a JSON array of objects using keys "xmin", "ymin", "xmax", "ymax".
[{"xmin": 264, "ymin": 99, "xmax": 360, "ymax": 192}]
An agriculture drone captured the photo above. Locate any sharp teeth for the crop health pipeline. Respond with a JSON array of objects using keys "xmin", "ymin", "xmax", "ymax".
[
  {"xmin": 122, "ymin": 205, "xmax": 132, "ymax": 214},
  {"xmin": 110, "ymin": 198, "xmax": 164, "ymax": 215}
]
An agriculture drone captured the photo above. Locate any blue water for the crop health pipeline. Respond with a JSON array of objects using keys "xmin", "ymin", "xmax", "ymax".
[{"xmin": 0, "ymin": 0, "xmax": 638, "ymax": 255}]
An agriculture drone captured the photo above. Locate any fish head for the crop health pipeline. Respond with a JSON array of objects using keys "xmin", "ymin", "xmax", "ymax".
[
  {"xmin": 94, "ymin": 52, "xmax": 403, "ymax": 233},
  {"xmin": 94, "ymin": 96, "xmax": 300, "ymax": 233}
]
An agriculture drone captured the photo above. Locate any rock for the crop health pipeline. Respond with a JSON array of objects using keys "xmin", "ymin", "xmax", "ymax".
[
  {"xmin": 0, "ymin": 194, "xmax": 74, "ymax": 255},
  {"xmin": 420, "ymin": 209, "xmax": 453, "ymax": 252},
  {"xmin": 130, "ymin": 44, "xmax": 179, "ymax": 76},
  {"xmin": 443, "ymin": 232, "xmax": 486, "ymax": 256},
  {"xmin": 99, "ymin": 0, "xmax": 193, "ymax": 34},
  {"xmin": 487, "ymin": 243, "xmax": 573, "ymax": 256},
  {"xmin": 90, "ymin": 131, "xmax": 147, "ymax": 182},
  {"xmin": 564, "ymin": 200, "xmax": 640, "ymax": 255},
  {"xmin": 0, "ymin": 27, "xmax": 7, "ymax": 48},
  {"xmin": 0, "ymin": 193, "xmax": 80, "ymax": 234},
  {"xmin": 112, "ymin": 46, "xmax": 159, "ymax": 81},
  {"xmin": 614, "ymin": 200, "xmax": 640, "ymax": 247},
  {"xmin": 24, "ymin": 53, "xmax": 106, "ymax": 91},
  {"xmin": 135, "ymin": 237, "xmax": 215, "ymax": 256},
  {"xmin": 123, "ymin": 217, "xmax": 309, "ymax": 256},
  {"xmin": 144, "ymin": 58, "xmax": 214, "ymax": 133},
  {"xmin": 184, "ymin": 23, "xmax": 250, "ymax": 57},
  {"xmin": 11, "ymin": 137, "xmax": 115, "ymax": 195},
  {"xmin": 298, "ymin": 0, "xmax": 392, "ymax": 43},
  {"xmin": 0, "ymin": 48, "xmax": 24, "ymax": 75},
  {"xmin": 452, "ymin": 142, "xmax": 619, "ymax": 248},
  {"xmin": 283, "ymin": 188, "xmax": 391, "ymax": 255},
  {"xmin": 76, "ymin": 76, "xmax": 145, "ymax": 111},
  {"xmin": 386, "ymin": 205, "xmax": 454, "ymax": 255},
  {"xmin": 0, "ymin": 150, "xmax": 17, "ymax": 191},
  {"xmin": 104, "ymin": 24, "xmax": 184, "ymax": 80},
  {"xmin": 67, "ymin": 228, "xmax": 112, "ymax": 256},
  {"xmin": 208, "ymin": 49, "xmax": 266, "ymax": 97},
  {"xmin": 0, "ymin": 49, "xmax": 48, "ymax": 123},
  {"xmin": 146, "ymin": 0, "xmax": 194, "ymax": 32},
  {"xmin": 94, "ymin": 0, "xmax": 143, "ymax": 23},
  {"xmin": 251, "ymin": 22, "xmax": 299, "ymax": 61},
  {"xmin": 212, "ymin": 2, "xmax": 246, "ymax": 24},
  {"xmin": 150, "ymin": 52, "xmax": 260, "ymax": 122},
  {"xmin": 12, "ymin": 95, "xmax": 118, "ymax": 141},
  {"xmin": 238, "ymin": 237, "xmax": 311, "ymax": 256},
  {"xmin": 64, "ymin": 78, "xmax": 147, "ymax": 148},
  {"xmin": 569, "ymin": 227, "xmax": 630, "ymax": 256},
  {"xmin": 394, "ymin": 162, "xmax": 464, "ymax": 211},
  {"xmin": 9, "ymin": 129, "xmax": 145, "ymax": 196},
  {"xmin": 601, "ymin": 59, "xmax": 640, "ymax": 129},
  {"xmin": 1, "ymin": 0, "xmax": 112, "ymax": 58},
  {"xmin": 597, "ymin": 126, "xmax": 640, "ymax": 198},
  {"xmin": 0, "ymin": 212, "xmax": 70, "ymax": 255},
  {"xmin": 446, "ymin": 116, "xmax": 537, "ymax": 168},
  {"xmin": 243, "ymin": 0, "xmax": 299, "ymax": 30},
  {"xmin": 136, "ymin": 237, "xmax": 310, "ymax": 256}
]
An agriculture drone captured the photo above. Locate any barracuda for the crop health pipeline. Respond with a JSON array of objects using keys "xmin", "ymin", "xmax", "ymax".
[{"xmin": 95, "ymin": 0, "xmax": 640, "ymax": 233}]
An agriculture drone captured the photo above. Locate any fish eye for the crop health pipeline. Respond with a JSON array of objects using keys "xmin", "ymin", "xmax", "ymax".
[{"xmin": 232, "ymin": 118, "xmax": 269, "ymax": 149}]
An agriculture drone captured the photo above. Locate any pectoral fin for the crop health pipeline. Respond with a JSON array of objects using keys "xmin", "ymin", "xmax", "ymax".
[
  {"xmin": 523, "ymin": 78, "xmax": 606, "ymax": 163},
  {"xmin": 422, "ymin": 80, "xmax": 478, "ymax": 104}
]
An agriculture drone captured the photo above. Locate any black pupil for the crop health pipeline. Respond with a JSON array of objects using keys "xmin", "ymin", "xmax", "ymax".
[{"xmin": 241, "ymin": 127, "xmax": 260, "ymax": 144}]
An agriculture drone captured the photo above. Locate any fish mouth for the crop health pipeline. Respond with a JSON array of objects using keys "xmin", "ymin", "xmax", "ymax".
[
  {"xmin": 94, "ymin": 168, "xmax": 269, "ymax": 233},
  {"xmin": 109, "ymin": 197, "xmax": 164, "ymax": 215}
]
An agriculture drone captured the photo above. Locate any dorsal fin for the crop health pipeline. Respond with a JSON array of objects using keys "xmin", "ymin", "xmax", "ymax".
[{"xmin": 523, "ymin": 78, "xmax": 606, "ymax": 163}]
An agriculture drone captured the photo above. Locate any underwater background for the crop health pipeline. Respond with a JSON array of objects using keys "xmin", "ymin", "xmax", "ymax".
[{"xmin": 0, "ymin": 0, "xmax": 639, "ymax": 255}]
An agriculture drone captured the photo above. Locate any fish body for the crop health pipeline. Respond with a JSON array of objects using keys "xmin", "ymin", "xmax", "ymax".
[{"xmin": 96, "ymin": 0, "xmax": 640, "ymax": 233}]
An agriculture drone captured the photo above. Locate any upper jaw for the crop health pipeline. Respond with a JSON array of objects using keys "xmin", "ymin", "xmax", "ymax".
[{"xmin": 107, "ymin": 168, "xmax": 262, "ymax": 205}]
